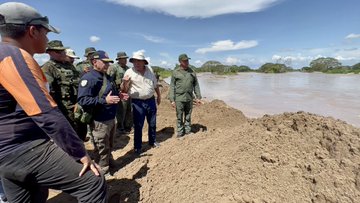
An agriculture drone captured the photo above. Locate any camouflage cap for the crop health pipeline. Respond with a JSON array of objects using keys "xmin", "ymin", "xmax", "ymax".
[
  {"xmin": 116, "ymin": 51, "xmax": 128, "ymax": 60},
  {"xmin": 47, "ymin": 40, "xmax": 68, "ymax": 51},
  {"xmin": 84, "ymin": 47, "xmax": 96, "ymax": 57},
  {"xmin": 93, "ymin": 50, "xmax": 114, "ymax": 63},
  {"xmin": 0, "ymin": 2, "xmax": 60, "ymax": 34},
  {"xmin": 178, "ymin": 53, "xmax": 191, "ymax": 61}
]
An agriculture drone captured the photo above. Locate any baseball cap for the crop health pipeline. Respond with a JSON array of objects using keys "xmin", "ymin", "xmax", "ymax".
[
  {"xmin": 93, "ymin": 50, "xmax": 114, "ymax": 63},
  {"xmin": 0, "ymin": 2, "xmax": 60, "ymax": 34},
  {"xmin": 178, "ymin": 53, "xmax": 191, "ymax": 61}
]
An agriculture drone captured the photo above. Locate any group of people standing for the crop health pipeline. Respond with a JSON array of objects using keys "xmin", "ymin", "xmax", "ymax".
[{"xmin": 0, "ymin": 2, "xmax": 202, "ymax": 203}]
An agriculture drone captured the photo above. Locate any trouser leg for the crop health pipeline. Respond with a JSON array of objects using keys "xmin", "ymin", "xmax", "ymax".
[
  {"xmin": 123, "ymin": 99, "xmax": 133, "ymax": 130},
  {"xmin": 175, "ymin": 101, "xmax": 185, "ymax": 135},
  {"xmin": 93, "ymin": 120, "xmax": 115, "ymax": 174},
  {"xmin": 0, "ymin": 141, "xmax": 107, "ymax": 203},
  {"xmin": 75, "ymin": 121, "xmax": 88, "ymax": 141},
  {"xmin": 116, "ymin": 101, "xmax": 124, "ymax": 130},
  {"xmin": 145, "ymin": 98, "xmax": 157, "ymax": 145},
  {"xmin": 184, "ymin": 101, "xmax": 193, "ymax": 134},
  {"xmin": 93, "ymin": 119, "xmax": 115, "ymax": 174},
  {"xmin": 132, "ymin": 100, "xmax": 146, "ymax": 150}
]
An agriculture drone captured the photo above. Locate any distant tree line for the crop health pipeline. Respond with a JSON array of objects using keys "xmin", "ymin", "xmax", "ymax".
[
  {"xmin": 153, "ymin": 57, "xmax": 360, "ymax": 77},
  {"xmin": 301, "ymin": 57, "xmax": 360, "ymax": 74}
]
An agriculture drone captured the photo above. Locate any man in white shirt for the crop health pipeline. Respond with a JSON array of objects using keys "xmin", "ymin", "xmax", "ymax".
[{"xmin": 121, "ymin": 53, "xmax": 161, "ymax": 155}]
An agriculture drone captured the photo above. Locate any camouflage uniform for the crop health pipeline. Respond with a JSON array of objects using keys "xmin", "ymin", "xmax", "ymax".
[
  {"xmin": 75, "ymin": 59, "xmax": 93, "ymax": 76},
  {"xmin": 75, "ymin": 47, "xmax": 96, "ymax": 76},
  {"xmin": 42, "ymin": 42, "xmax": 87, "ymax": 140},
  {"xmin": 107, "ymin": 52, "xmax": 133, "ymax": 132},
  {"xmin": 169, "ymin": 54, "xmax": 202, "ymax": 136}
]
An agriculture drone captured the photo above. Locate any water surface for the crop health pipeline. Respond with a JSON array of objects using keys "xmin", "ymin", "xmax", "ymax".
[{"xmin": 167, "ymin": 72, "xmax": 360, "ymax": 128}]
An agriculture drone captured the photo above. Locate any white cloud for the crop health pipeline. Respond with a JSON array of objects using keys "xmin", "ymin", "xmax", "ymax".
[
  {"xmin": 90, "ymin": 36, "xmax": 101, "ymax": 43},
  {"xmin": 142, "ymin": 34, "xmax": 166, "ymax": 43},
  {"xmin": 107, "ymin": 0, "xmax": 279, "ymax": 18},
  {"xmin": 345, "ymin": 33, "xmax": 360, "ymax": 40},
  {"xmin": 335, "ymin": 48, "xmax": 360, "ymax": 61},
  {"xmin": 160, "ymin": 60, "xmax": 174, "ymax": 68},
  {"xmin": 196, "ymin": 40, "xmax": 258, "ymax": 54},
  {"xmin": 194, "ymin": 60, "xmax": 203, "ymax": 65},
  {"xmin": 272, "ymin": 54, "xmax": 312, "ymax": 63},
  {"xmin": 225, "ymin": 56, "xmax": 239, "ymax": 65}
]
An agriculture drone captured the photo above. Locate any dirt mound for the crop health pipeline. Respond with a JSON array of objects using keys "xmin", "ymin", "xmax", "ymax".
[{"xmin": 48, "ymin": 82, "xmax": 360, "ymax": 203}]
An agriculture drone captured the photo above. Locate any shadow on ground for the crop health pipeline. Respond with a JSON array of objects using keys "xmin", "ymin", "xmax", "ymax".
[{"xmin": 47, "ymin": 163, "xmax": 149, "ymax": 203}]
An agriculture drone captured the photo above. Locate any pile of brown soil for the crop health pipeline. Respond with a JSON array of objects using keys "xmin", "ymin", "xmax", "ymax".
[{"xmin": 48, "ymin": 81, "xmax": 360, "ymax": 203}]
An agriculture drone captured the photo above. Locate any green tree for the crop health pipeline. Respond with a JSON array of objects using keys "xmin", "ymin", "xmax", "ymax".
[
  {"xmin": 308, "ymin": 57, "xmax": 341, "ymax": 72},
  {"xmin": 352, "ymin": 63, "xmax": 360, "ymax": 73},
  {"xmin": 258, "ymin": 63, "xmax": 289, "ymax": 73}
]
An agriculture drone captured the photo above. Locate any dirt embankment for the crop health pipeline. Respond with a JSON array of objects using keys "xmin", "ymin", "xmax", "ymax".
[{"xmin": 48, "ymin": 81, "xmax": 360, "ymax": 203}]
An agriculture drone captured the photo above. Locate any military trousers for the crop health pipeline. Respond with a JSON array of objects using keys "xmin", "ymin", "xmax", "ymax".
[
  {"xmin": 0, "ymin": 139, "xmax": 107, "ymax": 203},
  {"xmin": 116, "ymin": 98, "xmax": 133, "ymax": 131},
  {"xmin": 175, "ymin": 101, "xmax": 193, "ymax": 135},
  {"xmin": 92, "ymin": 119, "xmax": 116, "ymax": 174}
]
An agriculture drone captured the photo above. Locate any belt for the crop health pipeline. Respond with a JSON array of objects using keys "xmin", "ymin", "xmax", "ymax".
[{"xmin": 132, "ymin": 95, "xmax": 155, "ymax": 101}]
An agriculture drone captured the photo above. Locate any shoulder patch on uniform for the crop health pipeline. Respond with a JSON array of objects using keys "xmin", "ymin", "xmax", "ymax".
[{"xmin": 80, "ymin": 80, "xmax": 88, "ymax": 87}]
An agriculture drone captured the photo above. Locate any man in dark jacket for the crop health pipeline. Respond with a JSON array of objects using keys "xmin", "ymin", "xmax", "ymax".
[{"xmin": 0, "ymin": 2, "xmax": 106, "ymax": 202}]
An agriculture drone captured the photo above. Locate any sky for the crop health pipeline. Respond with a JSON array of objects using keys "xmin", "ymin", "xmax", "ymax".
[{"xmin": 4, "ymin": 0, "xmax": 360, "ymax": 69}]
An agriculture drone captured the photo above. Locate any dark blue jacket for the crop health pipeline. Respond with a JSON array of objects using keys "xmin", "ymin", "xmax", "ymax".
[{"xmin": 77, "ymin": 69, "xmax": 118, "ymax": 121}]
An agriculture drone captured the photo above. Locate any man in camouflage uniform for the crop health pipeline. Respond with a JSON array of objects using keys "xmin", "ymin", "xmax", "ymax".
[
  {"xmin": 65, "ymin": 48, "xmax": 80, "ymax": 66},
  {"xmin": 76, "ymin": 47, "xmax": 96, "ymax": 76},
  {"xmin": 42, "ymin": 40, "xmax": 87, "ymax": 141},
  {"xmin": 169, "ymin": 54, "xmax": 202, "ymax": 137},
  {"xmin": 107, "ymin": 51, "xmax": 133, "ymax": 133}
]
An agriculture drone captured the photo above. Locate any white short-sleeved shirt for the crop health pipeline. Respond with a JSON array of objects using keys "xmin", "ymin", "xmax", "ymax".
[{"xmin": 124, "ymin": 66, "xmax": 158, "ymax": 99}]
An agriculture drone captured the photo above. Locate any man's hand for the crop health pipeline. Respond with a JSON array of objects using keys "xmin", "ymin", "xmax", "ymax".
[
  {"xmin": 171, "ymin": 101, "xmax": 176, "ymax": 108},
  {"xmin": 194, "ymin": 99, "xmax": 203, "ymax": 105},
  {"xmin": 105, "ymin": 91, "xmax": 120, "ymax": 104},
  {"xmin": 119, "ymin": 92, "xmax": 129, "ymax": 101},
  {"xmin": 157, "ymin": 96, "xmax": 161, "ymax": 105},
  {"xmin": 79, "ymin": 154, "xmax": 100, "ymax": 176}
]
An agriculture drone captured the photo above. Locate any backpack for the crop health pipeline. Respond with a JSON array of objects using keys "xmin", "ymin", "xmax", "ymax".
[{"xmin": 74, "ymin": 74, "xmax": 107, "ymax": 124}]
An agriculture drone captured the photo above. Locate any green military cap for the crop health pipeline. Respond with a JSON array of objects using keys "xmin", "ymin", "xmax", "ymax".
[
  {"xmin": 84, "ymin": 47, "xmax": 96, "ymax": 57},
  {"xmin": 178, "ymin": 53, "xmax": 191, "ymax": 61},
  {"xmin": 47, "ymin": 40, "xmax": 68, "ymax": 51},
  {"xmin": 116, "ymin": 51, "xmax": 128, "ymax": 60}
]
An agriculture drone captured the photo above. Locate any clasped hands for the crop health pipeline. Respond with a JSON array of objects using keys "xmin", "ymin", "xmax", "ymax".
[{"xmin": 105, "ymin": 91, "xmax": 129, "ymax": 105}]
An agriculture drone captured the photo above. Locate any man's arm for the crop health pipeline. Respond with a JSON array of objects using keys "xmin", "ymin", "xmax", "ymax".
[
  {"xmin": 155, "ymin": 86, "xmax": 161, "ymax": 105},
  {"xmin": 193, "ymin": 74, "xmax": 202, "ymax": 100},
  {"xmin": 0, "ymin": 50, "xmax": 87, "ymax": 160}
]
